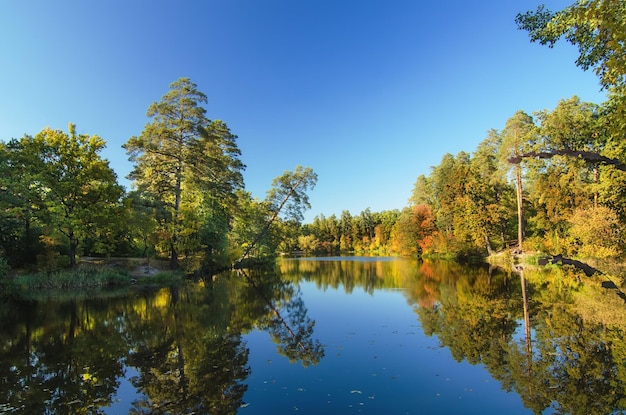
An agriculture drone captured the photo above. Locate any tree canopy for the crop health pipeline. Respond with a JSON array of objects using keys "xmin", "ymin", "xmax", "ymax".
[{"xmin": 124, "ymin": 78, "xmax": 245, "ymax": 270}]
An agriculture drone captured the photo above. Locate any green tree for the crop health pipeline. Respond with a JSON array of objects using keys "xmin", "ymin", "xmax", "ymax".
[
  {"xmin": 470, "ymin": 130, "xmax": 516, "ymax": 251},
  {"xmin": 516, "ymin": 1, "xmax": 626, "ymax": 173},
  {"xmin": 339, "ymin": 210, "xmax": 354, "ymax": 251},
  {"xmin": 229, "ymin": 191, "xmax": 273, "ymax": 261},
  {"xmin": 6, "ymin": 125, "xmax": 123, "ymax": 268},
  {"xmin": 0, "ymin": 140, "xmax": 45, "ymax": 267},
  {"xmin": 523, "ymin": 97, "xmax": 602, "ymax": 246},
  {"xmin": 410, "ymin": 174, "xmax": 434, "ymax": 207},
  {"xmin": 124, "ymin": 78, "xmax": 244, "ymax": 269},
  {"xmin": 516, "ymin": 2, "xmax": 626, "ymax": 96},
  {"xmin": 238, "ymin": 166, "xmax": 317, "ymax": 264}
]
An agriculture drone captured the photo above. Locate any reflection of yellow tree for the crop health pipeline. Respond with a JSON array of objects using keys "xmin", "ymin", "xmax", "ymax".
[
  {"xmin": 0, "ymin": 266, "xmax": 325, "ymax": 414},
  {"xmin": 280, "ymin": 257, "xmax": 421, "ymax": 293},
  {"xmin": 125, "ymin": 268, "xmax": 325, "ymax": 412},
  {"xmin": 413, "ymin": 261, "xmax": 626, "ymax": 415}
]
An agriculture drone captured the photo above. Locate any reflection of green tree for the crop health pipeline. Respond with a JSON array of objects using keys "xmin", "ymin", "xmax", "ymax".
[
  {"xmin": 124, "ymin": 269, "xmax": 324, "ymax": 412},
  {"xmin": 123, "ymin": 283, "xmax": 251, "ymax": 414},
  {"xmin": 128, "ymin": 331, "xmax": 249, "ymax": 415},
  {"xmin": 415, "ymin": 265, "xmax": 519, "ymax": 381},
  {"xmin": 0, "ymin": 297, "xmax": 127, "ymax": 414},
  {"xmin": 240, "ymin": 269, "xmax": 325, "ymax": 367},
  {"xmin": 412, "ymin": 262, "xmax": 626, "ymax": 415},
  {"xmin": 0, "ymin": 267, "xmax": 325, "ymax": 413},
  {"xmin": 280, "ymin": 257, "xmax": 420, "ymax": 293}
]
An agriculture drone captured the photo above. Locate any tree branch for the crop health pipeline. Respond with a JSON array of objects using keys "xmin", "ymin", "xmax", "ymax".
[{"xmin": 508, "ymin": 149, "xmax": 626, "ymax": 172}]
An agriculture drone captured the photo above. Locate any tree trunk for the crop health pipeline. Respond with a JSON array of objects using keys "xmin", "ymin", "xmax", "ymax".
[
  {"xmin": 509, "ymin": 149, "xmax": 626, "ymax": 172},
  {"xmin": 69, "ymin": 230, "xmax": 78, "ymax": 269},
  {"xmin": 520, "ymin": 271, "xmax": 533, "ymax": 362},
  {"xmin": 515, "ymin": 165, "xmax": 524, "ymax": 252},
  {"xmin": 171, "ymin": 160, "xmax": 182, "ymax": 270},
  {"xmin": 593, "ymin": 164, "xmax": 599, "ymax": 208},
  {"xmin": 237, "ymin": 177, "xmax": 305, "ymax": 264},
  {"xmin": 484, "ymin": 234, "xmax": 493, "ymax": 255},
  {"xmin": 170, "ymin": 242, "xmax": 178, "ymax": 270}
]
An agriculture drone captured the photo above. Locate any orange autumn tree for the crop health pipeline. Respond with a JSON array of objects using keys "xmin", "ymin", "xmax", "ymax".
[{"xmin": 390, "ymin": 204, "xmax": 436, "ymax": 256}]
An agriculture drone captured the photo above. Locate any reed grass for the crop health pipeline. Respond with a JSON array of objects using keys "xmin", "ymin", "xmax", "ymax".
[{"xmin": 10, "ymin": 268, "xmax": 131, "ymax": 289}]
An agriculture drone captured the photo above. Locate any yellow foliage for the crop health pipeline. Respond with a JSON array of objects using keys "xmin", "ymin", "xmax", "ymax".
[{"xmin": 568, "ymin": 206, "xmax": 624, "ymax": 259}]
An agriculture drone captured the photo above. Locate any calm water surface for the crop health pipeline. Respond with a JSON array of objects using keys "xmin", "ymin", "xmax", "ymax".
[{"xmin": 1, "ymin": 257, "xmax": 625, "ymax": 414}]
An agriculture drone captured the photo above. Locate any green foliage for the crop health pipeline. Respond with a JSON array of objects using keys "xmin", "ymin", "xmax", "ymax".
[
  {"xmin": 0, "ymin": 256, "xmax": 9, "ymax": 278},
  {"xmin": 124, "ymin": 78, "xmax": 245, "ymax": 270},
  {"xmin": 516, "ymin": 2, "xmax": 626, "ymax": 94},
  {"xmin": 1, "ymin": 124, "xmax": 124, "ymax": 268},
  {"xmin": 297, "ymin": 234, "xmax": 319, "ymax": 253},
  {"xmin": 237, "ymin": 166, "xmax": 317, "ymax": 264},
  {"xmin": 266, "ymin": 165, "xmax": 318, "ymax": 223}
]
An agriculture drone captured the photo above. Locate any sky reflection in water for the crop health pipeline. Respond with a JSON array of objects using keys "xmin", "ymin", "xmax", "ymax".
[
  {"xmin": 241, "ymin": 278, "xmax": 527, "ymax": 415},
  {"xmin": 2, "ymin": 256, "xmax": 624, "ymax": 414}
]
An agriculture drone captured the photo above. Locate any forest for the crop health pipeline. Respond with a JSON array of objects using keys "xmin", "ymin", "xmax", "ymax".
[
  {"xmin": 1, "ymin": 0, "xmax": 626, "ymax": 276},
  {"xmin": 300, "ymin": 1, "xmax": 626, "ymax": 262}
]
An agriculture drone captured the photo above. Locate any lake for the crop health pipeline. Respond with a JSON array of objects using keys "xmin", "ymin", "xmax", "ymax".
[{"xmin": 1, "ymin": 257, "xmax": 625, "ymax": 414}]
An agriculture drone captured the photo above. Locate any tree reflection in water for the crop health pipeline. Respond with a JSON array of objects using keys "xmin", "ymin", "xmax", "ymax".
[
  {"xmin": 238, "ymin": 268, "xmax": 325, "ymax": 367},
  {"xmin": 411, "ymin": 262, "xmax": 626, "ymax": 415},
  {"xmin": 1, "ymin": 259, "xmax": 625, "ymax": 414},
  {"xmin": 282, "ymin": 258, "xmax": 626, "ymax": 415},
  {"xmin": 0, "ymin": 267, "xmax": 324, "ymax": 414}
]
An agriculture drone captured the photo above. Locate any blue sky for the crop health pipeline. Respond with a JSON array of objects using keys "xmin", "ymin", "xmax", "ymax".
[{"xmin": 0, "ymin": 1, "xmax": 607, "ymax": 222}]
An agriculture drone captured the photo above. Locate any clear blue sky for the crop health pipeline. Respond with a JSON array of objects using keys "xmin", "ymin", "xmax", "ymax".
[{"xmin": 0, "ymin": 1, "xmax": 607, "ymax": 222}]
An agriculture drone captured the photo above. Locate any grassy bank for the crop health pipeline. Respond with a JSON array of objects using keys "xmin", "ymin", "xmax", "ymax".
[
  {"xmin": 0, "ymin": 257, "xmax": 188, "ymax": 296},
  {"xmin": 5, "ymin": 268, "xmax": 132, "ymax": 290}
]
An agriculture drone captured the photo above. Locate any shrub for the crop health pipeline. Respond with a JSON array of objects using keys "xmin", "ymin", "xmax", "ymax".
[{"xmin": 568, "ymin": 206, "xmax": 624, "ymax": 259}]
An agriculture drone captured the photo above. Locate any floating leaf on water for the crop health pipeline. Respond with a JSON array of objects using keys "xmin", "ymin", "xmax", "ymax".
[
  {"xmin": 350, "ymin": 390, "xmax": 362, "ymax": 394},
  {"xmin": 240, "ymin": 403, "xmax": 250, "ymax": 408}
]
